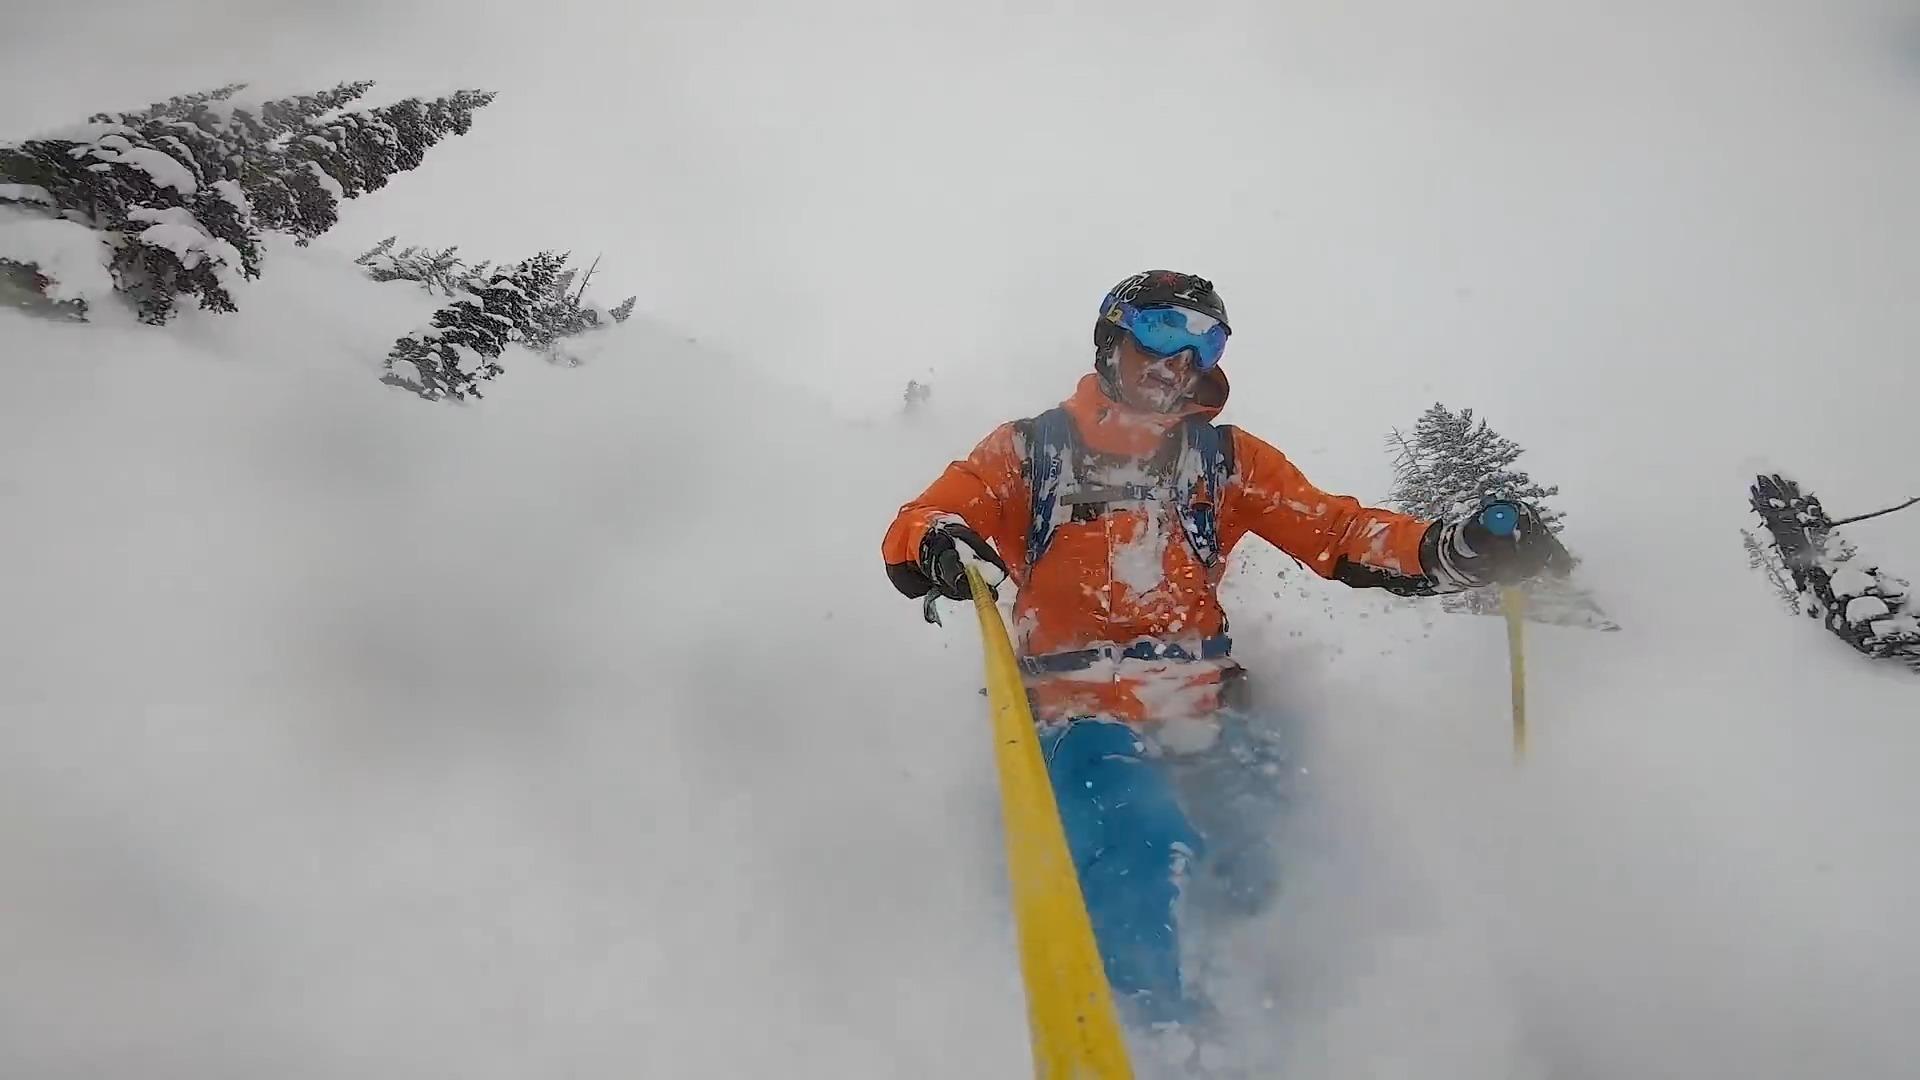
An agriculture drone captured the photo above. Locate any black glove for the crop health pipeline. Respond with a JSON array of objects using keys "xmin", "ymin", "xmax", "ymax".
[
  {"xmin": 1422, "ymin": 502, "xmax": 1572, "ymax": 589},
  {"xmin": 918, "ymin": 521, "xmax": 1011, "ymax": 601}
]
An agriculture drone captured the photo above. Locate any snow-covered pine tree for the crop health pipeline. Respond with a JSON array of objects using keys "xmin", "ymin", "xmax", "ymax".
[
  {"xmin": 1396, "ymin": 403, "xmax": 1564, "ymax": 525},
  {"xmin": 362, "ymin": 243, "xmax": 619, "ymax": 369},
  {"xmin": 609, "ymin": 296, "xmax": 636, "ymax": 324},
  {"xmin": 536, "ymin": 255, "xmax": 621, "ymax": 362},
  {"xmin": 382, "ymin": 289, "xmax": 512, "ymax": 403},
  {"xmin": 251, "ymin": 81, "xmax": 376, "ymax": 139},
  {"xmin": 1, "ymin": 81, "xmax": 495, "ymax": 320},
  {"xmin": 0, "ymin": 123, "xmax": 261, "ymax": 322},
  {"xmin": 521, "ymin": 252, "xmax": 579, "ymax": 354},
  {"xmin": 102, "ymin": 80, "xmax": 484, "ymax": 246},
  {"xmin": 1748, "ymin": 473, "xmax": 1920, "ymax": 670},
  {"xmin": 489, "ymin": 251, "xmax": 562, "ymax": 341},
  {"xmin": 87, "ymin": 82, "xmax": 248, "ymax": 126},
  {"xmin": 1386, "ymin": 402, "xmax": 1615, "ymax": 628},
  {"xmin": 272, "ymin": 88, "xmax": 497, "ymax": 242},
  {"xmin": 381, "ymin": 252, "xmax": 567, "ymax": 401},
  {"xmin": 203, "ymin": 84, "xmax": 374, "ymax": 243},
  {"xmin": 84, "ymin": 79, "xmax": 380, "ymax": 252}
]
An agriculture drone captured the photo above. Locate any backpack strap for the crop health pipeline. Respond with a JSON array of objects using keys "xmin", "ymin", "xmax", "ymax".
[
  {"xmin": 1022, "ymin": 407, "xmax": 1075, "ymax": 570},
  {"xmin": 1024, "ymin": 410, "xmax": 1236, "ymax": 572},
  {"xmin": 1178, "ymin": 420, "xmax": 1236, "ymax": 569}
]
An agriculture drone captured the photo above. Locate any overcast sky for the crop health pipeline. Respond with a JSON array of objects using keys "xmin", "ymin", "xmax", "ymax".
[{"xmin": 8, "ymin": 0, "xmax": 1915, "ymax": 452}]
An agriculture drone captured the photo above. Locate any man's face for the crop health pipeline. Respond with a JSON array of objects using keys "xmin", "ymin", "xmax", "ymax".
[{"xmin": 1113, "ymin": 334, "xmax": 1200, "ymax": 413}]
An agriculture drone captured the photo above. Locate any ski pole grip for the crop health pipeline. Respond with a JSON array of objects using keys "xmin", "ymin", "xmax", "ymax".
[{"xmin": 1479, "ymin": 501, "xmax": 1521, "ymax": 537}]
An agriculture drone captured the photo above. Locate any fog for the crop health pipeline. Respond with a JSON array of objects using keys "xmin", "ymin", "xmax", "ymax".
[{"xmin": 3, "ymin": 3, "xmax": 1917, "ymax": 1077}]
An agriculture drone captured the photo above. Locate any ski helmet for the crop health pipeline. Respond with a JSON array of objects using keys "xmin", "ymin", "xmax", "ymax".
[{"xmin": 1093, "ymin": 270, "xmax": 1231, "ymax": 380}]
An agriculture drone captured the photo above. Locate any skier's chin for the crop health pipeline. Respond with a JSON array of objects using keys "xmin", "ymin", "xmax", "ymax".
[{"xmin": 1129, "ymin": 381, "xmax": 1190, "ymax": 413}]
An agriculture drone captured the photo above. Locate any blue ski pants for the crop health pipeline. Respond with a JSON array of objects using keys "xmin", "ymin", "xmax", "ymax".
[{"xmin": 1040, "ymin": 715, "xmax": 1286, "ymax": 1027}]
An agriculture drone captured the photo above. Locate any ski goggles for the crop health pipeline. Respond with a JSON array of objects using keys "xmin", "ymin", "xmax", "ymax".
[{"xmin": 1105, "ymin": 303, "xmax": 1231, "ymax": 370}]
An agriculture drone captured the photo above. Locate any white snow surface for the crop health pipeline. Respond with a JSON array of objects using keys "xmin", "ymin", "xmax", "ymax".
[
  {"xmin": 127, "ymin": 204, "xmax": 244, "ymax": 282},
  {"xmin": 5, "ymin": 235, "xmax": 1917, "ymax": 1080},
  {"xmin": 0, "ymin": 248, "xmax": 1024, "ymax": 1079},
  {"xmin": 83, "ymin": 134, "xmax": 199, "ymax": 196},
  {"xmin": 5, "ymin": 5, "xmax": 1920, "ymax": 1079},
  {"xmin": 1847, "ymin": 595, "xmax": 1893, "ymax": 623},
  {"xmin": 0, "ymin": 207, "xmax": 116, "ymax": 302},
  {"xmin": 1830, "ymin": 565, "xmax": 1878, "ymax": 599},
  {"xmin": 0, "ymin": 183, "xmax": 55, "ymax": 206},
  {"xmin": 304, "ymin": 159, "xmax": 346, "ymax": 204}
]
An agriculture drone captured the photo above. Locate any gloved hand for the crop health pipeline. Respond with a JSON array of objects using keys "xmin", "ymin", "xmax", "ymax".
[
  {"xmin": 1422, "ymin": 502, "xmax": 1572, "ymax": 589},
  {"xmin": 918, "ymin": 521, "xmax": 1011, "ymax": 601}
]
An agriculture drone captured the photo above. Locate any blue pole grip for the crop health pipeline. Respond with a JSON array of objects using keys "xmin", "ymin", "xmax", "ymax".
[{"xmin": 1479, "ymin": 500, "xmax": 1521, "ymax": 537}]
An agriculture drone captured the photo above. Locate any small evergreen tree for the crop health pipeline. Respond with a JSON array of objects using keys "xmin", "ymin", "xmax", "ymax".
[
  {"xmin": 1748, "ymin": 473, "xmax": 1920, "ymax": 670},
  {"xmin": 362, "ymin": 244, "xmax": 627, "ymax": 372},
  {"xmin": 355, "ymin": 235, "xmax": 398, "ymax": 266},
  {"xmin": 1386, "ymin": 402, "xmax": 1614, "ymax": 629},
  {"xmin": 382, "ymin": 291, "xmax": 510, "ymax": 403},
  {"xmin": 1388, "ymin": 403, "xmax": 1563, "ymax": 526},
  {"xmin": 609, "ymin": 296, "xmax": 636, "ymax": 324},
  {"xmin": 522, "ymin": 251, "xmax": 582, "ymax": 353},
  {"xmin": 381, "ymin": 253, "xmax": 566, "ymax": 402},
  {"xmin": 501, "ymin": 250, "xmax": 563, "ymax": 332}
]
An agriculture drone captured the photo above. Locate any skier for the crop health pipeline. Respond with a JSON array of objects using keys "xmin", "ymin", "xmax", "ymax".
[{"xmin": 881, "ymin": 270, "xmax": 1567, "ymax": 1029}]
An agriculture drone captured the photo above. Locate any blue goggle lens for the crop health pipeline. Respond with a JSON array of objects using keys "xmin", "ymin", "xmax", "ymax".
[{"xmin": 1113, "ymin": 303, "xmax": 1230, "ymax": 369}]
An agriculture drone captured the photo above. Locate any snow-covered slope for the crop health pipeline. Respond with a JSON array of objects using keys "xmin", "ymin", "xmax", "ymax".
[
  {"xmin": 4, "ymin": 242, "xmax": 1915, "ymax": 1079},
  {"xmin": 0, "ymin": 250, "xmax": 1036, "ymax": 1078}
]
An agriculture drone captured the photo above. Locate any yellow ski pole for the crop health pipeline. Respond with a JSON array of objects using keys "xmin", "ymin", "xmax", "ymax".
[
  {"xmin": 1501, "ymin": 586, "xmax": 1528, "ymax": 761},
  {"xmin": 1478, "ymin": 503, "xmax": 1528, "ymax": 763},
  {"xmin": 963, "ymin": 563, "xmax": 1133, "ymax": 1080}
]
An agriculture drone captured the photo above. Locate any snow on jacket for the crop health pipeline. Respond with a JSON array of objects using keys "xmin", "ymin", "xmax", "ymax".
[{"xmin": 883, "ymin": 370, "xmax": 1433, "ymax": 724}]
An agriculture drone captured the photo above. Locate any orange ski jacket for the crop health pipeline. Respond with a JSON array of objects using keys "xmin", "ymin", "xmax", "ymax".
[{"xmin": 884, "ymin": 370, "xmax": 1435, "ymax": 724}]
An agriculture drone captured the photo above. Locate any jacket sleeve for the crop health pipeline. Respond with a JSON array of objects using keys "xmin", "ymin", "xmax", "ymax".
[
  {"xmin": 881, "ymin": 423, "xmax": 1027, "ymax": 597},
  {"xmin": 1227, "ymin": 428, "xmax": 1438, "ymax": 594}
]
